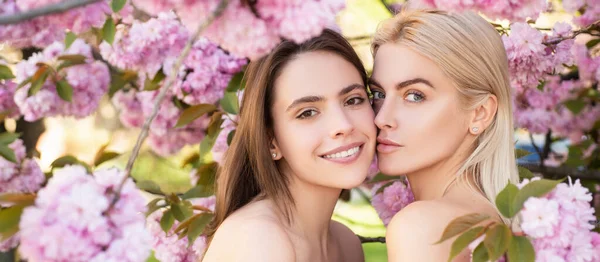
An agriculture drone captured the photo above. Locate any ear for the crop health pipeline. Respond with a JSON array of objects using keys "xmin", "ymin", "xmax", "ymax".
[
  {"xmin": 270, "ymin": 138, "xmax": 282, "ymax": 160},
  {"xmin": 468, "ymin": 94, "xmax": 497, "ymax": 135}
]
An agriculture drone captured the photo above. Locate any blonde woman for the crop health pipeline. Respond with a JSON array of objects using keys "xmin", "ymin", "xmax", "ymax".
[{"xmin": 369, "ymin": 9, "xmax": 519, "ymax": 261}]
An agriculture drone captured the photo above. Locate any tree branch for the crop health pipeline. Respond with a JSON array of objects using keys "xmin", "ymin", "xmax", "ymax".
[
  {"xmin": 0, "ymin": 0, "xmax": 102, "ymax": 25},
  {"xmin": 520, "ymin": 163, "xmax": 600, "ymax": 181},
  {"xmin": 358, "ymin": 235, "xmax": 386, "ymax": 243},
  {"xmin": 107, "ymin": 0, "xmax": 230, "ymax": 209}
]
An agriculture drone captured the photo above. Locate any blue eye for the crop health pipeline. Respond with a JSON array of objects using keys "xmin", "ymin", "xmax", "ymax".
[
  {"xmin": 372, "ymin": 90, "xmax": 385, "ymax": 100},
  {"xmin": 405, "ymin": 92, "xmax": 425, "ymax": 103}
]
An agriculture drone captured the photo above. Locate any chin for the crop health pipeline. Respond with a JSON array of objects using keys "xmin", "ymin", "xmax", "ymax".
[{"xmin": 377, "ymin": 154, "xmax": 408, "ymax": 176}]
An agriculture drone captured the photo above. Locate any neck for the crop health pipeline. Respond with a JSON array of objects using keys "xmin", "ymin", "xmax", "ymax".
[{"xmin": 283, "ymin": 169, "xmax": 340, "ymax": 250}]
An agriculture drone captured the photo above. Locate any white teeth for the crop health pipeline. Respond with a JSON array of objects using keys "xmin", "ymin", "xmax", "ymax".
[{"xmin": 324, "ymin": 146, "xmax": 360, "ymax": 159}]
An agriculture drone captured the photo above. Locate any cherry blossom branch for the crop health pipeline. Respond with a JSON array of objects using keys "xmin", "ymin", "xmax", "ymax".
[
  {"xmin": 544, "ymin": 20, "xmax": 600, "ymax": 46},
  {"xmin": 0, "ymin": 0, "xmax": 102, "ymax": 25},
  {"xmin": 358, "ymin": 235, "xmax": 386, "ymax": 243},
  {"xmin": 108, "ymin": 0, "xmax": 229, "ymax": 209},
  {"xmin": 520, "ymin": 163, "xmax": 600, "ymax": 181}
]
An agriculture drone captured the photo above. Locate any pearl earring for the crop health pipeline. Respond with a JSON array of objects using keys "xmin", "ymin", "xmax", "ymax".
[
  {"xmin": 471, "ymin": 127, "xmax": 479, "ymax": 133},
  {"xmin": 272, "ymin": 153, "xmax": 277, "ymax": 158}
]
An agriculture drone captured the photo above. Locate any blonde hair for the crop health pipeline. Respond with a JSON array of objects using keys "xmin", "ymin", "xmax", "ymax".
[{"xmin": 372, "ymin": 9, "xmax": 519, "ymax": 224}]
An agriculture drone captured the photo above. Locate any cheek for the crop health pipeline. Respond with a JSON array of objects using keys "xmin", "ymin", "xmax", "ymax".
[
  {"xmin": 275, "ymin": 121, "xmax": 321, "ymax": 161},
  {"xmin": 379, "ymin": 100, "xmax": 468, "ymax": 174},
  {"xmin": 351, "ymin": 107, "xmax": 376, "ymax": 136}
]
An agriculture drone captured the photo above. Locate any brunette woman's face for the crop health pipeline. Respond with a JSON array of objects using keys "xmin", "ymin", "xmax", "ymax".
[{"xmin": 270, "ymin": 51, "xmax": 376, "ymax": 189}]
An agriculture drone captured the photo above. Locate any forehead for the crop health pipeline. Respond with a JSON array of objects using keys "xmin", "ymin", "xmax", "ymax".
[
  {"xmin": 273, "ymin": 51, "xmax": 363, "ymax": 101},
  {"xmin": 372, "ymin": 44, "xmax": 445, "ymax": 87}
]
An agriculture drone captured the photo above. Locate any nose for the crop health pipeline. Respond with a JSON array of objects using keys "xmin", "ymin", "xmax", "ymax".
[
  {"xmin": 374, "ymin": 98, "xmax": 397, "ymax": 130},
  {"xmin": 329, "ymin": 108, "xmax": 354, "ymax": 139}
]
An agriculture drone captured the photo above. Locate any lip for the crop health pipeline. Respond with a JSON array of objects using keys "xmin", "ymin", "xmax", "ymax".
[
  {"xmin": 376, "ymin": 137, "xmax": 402, "ymax": 153},
  {"xmin": 319, "ymin": 142, "xmax": 365, "ymax": 164}
]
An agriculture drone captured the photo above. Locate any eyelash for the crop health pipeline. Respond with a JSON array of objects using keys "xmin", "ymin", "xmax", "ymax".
[{"xmin": 296, "ymin": 96, "xmax": 367, "ymax": 119}]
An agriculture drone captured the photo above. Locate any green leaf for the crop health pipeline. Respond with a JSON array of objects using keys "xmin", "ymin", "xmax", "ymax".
[
  {"xmin": 94, "ymin": 151, "xmax": 121, "ymax": 167},
  {"xmin": 199, "ymin": 135, "xmax": 218, "ymax": 163},
  {"xmin": 495, "ymin": 183, "xmax": 520, "ymax": 218},
  {"xmin": 188, "ymin": 213, "xmax": 214, "ymax": 245},
  {"xmin": 0, "ymin": 65, "xmax": 15, "ymax": 80},
  {"xmin": 0, "ymin": 193, "xmax": 36, "ymax": 206},
  {"xmin": 65, "ymin": 32, "xmax": 77, "ymax": 48},
  {"xmin": 171, "ymin": 202, "xmax": 193, "ymax": 222},
  {"xmin": 586, "ymin": 38, "xmax": 600, "ymax": 49},
  {"xmin": 375, "ymin": 180, "xmax": 396, "ymax": 195},
  {"xmin": 146, "ymin": 251, "xmax": 160, "ymax": 262},
  {"xmin": 220, "ymin": 91, "xmax": 239, "ymax": 115},
  {"xmin": 57, "ymin": 60, "xmax": 87, "ymax": 72},
  {"xmin": 111, "ymin": 0, "xmax": 127, "ymax": 12},
  {"xmin": 0, "ymin": 144, "xmax": 17, "ymax": 163},
  {"xmin": 197, "ymin": 162, "xmax": 218, "ymax": 187},
  {"xmin": 512, "ymin": 178, "xmax": 563, "ymax": 215},
  {"xmin": 56, "ymin": 79, "xmax": 73, "ymax": 102},
  {"xmin": 515, "ymin": 148, "xmax": 533, "ymax": 159},
  {"xmin": 564, "ymin": 99, "xmax": 586, "ymax": 115},
  {"xmin": 182, "ymin": 152, "xmax": 200, "ymax": 168},
  {"xmin": 435, "ymin": 213, "xmax": 490, "ymax": 244},
  {"xmin": 136, "ymin": 180, "xmax": 164, "ymax": 195},
  {"xmin": 471, "ymin": 242, "xmax": 489, "ymax": 262},
  {"xmin": 50, "ymin": 155, "xmax": 81, "ymax": 169},
  {"xmin": 182, "ymin": 185, "xmax": 214, "ymax": 199},
  {"xmin": 18, "ymin": 76, "xmax": 32, "ymax": 89},
  {"xmin": 508, "ymin": 235, "xmax": 535, "ymax": 262},
  {"xmin": 28, "ymin": 69, "xmax": 49, "ymax": 97},
  {"xmin": 447, "ymin": 226, "xmax": 486, "ymax": 262},
  {"xmin": 174, "ymin": 104, "xmax": 217, "ymax": 128},
  {"xmin": 207, "ymin": 111, "xmax": 224, "ymax": 138},
  {"xmin": 0, "ymin": 132, "xmax": 21, "ymax": 145},
  {"xmin": 518, "ymin": 166, "xmax": 535, "ymax": 179},
  {"xmin": 226, "ymin": 71, "xmax": 244, "ymax": 92},
  {"xmin": 159, "ymin": 210, "xmax": 174, "ymax": 233},
  {"xmin": 227, "ymin": 129, "xmax": 236, "ymax": 146},
  {"xmin": 143, "ymin": 70, "xmax": 166, "ymax": 91},
  {"xmin": 0, "ymin": 205, "xmax": 25, "ymax": 241},
  {"xmin": 369, "ymin": 172, "xmax": 399, "ymax": 183},
  {"xmin": 145, "ymin": 198, "xmax": 164, "ymax": 217},
  {"xmin": 483, "ymin": 224, "xmax": 511, "ymax": 261},
  {"xmin": 102, "ymin": 18, "xmax": 116, "ymax": 45},
  {"xmin": 57, "ymin": 54, "xmax": 87, "ymax": 64}
]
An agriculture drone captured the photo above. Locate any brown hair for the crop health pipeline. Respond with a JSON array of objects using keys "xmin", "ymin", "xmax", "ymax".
[{"xmin": 205, "ymin": 29, "xmax": 367, "ymax": 243}]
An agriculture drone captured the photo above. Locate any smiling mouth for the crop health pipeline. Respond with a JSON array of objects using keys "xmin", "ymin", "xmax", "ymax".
[{"xmin": 322, "ymin": 146, "xmax": 361, "ymax": 159}]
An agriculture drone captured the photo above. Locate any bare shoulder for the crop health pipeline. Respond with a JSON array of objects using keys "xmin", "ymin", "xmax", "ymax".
[
  {"xmin": 202, "ymin": 201, "xmax": 295, "ymax": 262},
  {"xmin": 330, "ymin": 220, "xmax": 364, "ymax": 262},
  {"xmin": 386, "ymin": 200, "xmax": 478, "ymax": 262}
]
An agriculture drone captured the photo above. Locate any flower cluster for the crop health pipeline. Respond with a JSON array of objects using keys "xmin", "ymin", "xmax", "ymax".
[
  {"xmin": 18, "ymin": 165, "xmax": 152, "ymax": 262},
  {"xmin": 146, "ymin": 196, "xmax": 216, "ymax": 262},
  {"xmin": 0, "ymin": 139, "xmax": 44, "ymax": 252},
  {"xmin": 13, "ymin": 39, "xmax": 110, "ymax": 121},
  {"xmin": 131, "ymin": 0, "xmax": 345, "ymax": 59},
  {"xmin": 371, "ymin": 180, "xmax": 414, "ymax": 226},
  {"xmin": 518, "ymin": 178, "xmax": 600, "ymax": 261}
]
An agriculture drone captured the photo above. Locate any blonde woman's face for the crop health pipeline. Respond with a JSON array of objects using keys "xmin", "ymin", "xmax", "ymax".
[{"xmin": 370, "ymin": 44, "xmax": 471, "ymax": 176}]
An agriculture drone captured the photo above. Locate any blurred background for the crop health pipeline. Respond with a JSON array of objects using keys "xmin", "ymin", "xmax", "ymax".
[{"xmin": 0, "ymin": 0, "xmax": 591, "ymax": 261}]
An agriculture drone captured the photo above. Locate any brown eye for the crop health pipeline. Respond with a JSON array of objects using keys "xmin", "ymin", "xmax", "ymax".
[
  {"xmin": 345, "ymin": 97, "xmax": 365, "ymax": 106},
  {"xmin": 297, "ymin": 109, "xmax": 317, "ymax": 119}
]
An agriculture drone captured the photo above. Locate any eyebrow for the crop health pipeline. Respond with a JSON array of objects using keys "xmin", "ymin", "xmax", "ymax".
[
  {"xmin": 369, "ymin": 78, "xmax": 434, "ymax": 90},
  {"xmin": 285, "ymin": 83, "xmax": 365, "ymax": 112}
]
